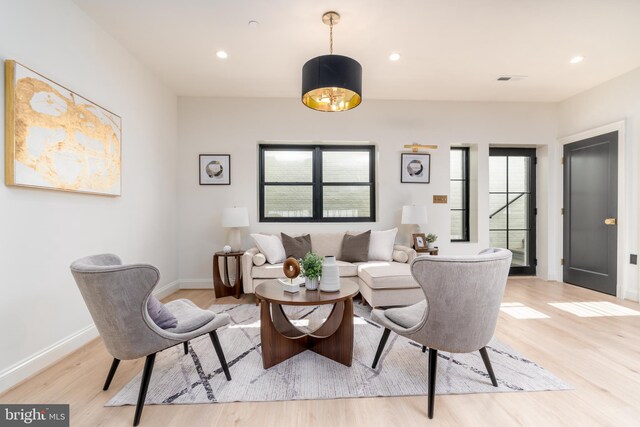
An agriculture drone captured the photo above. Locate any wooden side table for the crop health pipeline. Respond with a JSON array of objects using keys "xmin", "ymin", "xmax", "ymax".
[
  {"xmin": 416, "ymin": 247, "xmax": 439, "ymax": 256},
  {"xmin": 213, "ymin": 251, "xmax": 243, "ymax": 299}
]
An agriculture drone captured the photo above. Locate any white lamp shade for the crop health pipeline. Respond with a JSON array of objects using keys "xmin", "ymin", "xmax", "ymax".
[
  {"xmin": 222, "ymin": 207, "xmax": 249, "ymax": 228},
  {"xmin": 401, "ymin": 205, "xmax": 428, "ymax": 225}
]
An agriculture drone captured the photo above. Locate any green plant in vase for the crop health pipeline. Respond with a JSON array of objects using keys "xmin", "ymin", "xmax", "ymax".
[
  {"xmin": 300, "ymin": 252, "xmax": 323, "ymax": 290},
  {"xmin": 426, "ymin": 233, "xmax": 438, "ymax": 249}
]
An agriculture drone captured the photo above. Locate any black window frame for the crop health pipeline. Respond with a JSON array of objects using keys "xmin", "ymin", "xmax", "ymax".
[
  {"xmin": 450, "ymin": 147, "xmax": 470, "ymax": 242},
  {"xmin": 259, "ymin": 144, "xmax": 376, "ymax": 223}
]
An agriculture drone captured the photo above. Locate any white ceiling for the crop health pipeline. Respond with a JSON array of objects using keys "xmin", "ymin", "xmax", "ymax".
[{"xmin": 73, "ymin": 0, "xmax": 640, "ymax": 102}]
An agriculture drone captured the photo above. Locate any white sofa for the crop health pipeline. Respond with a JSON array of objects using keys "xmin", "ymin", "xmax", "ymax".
[{"xmin": 242, "ymin": 232, "xmax": 424, "ymax": 307}]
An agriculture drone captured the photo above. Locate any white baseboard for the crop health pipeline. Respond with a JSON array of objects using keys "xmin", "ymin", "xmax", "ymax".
[
  {"xmin": 153, "ymin": 279, "xmax": 181, "ymax": 299},
  {"xmin": 0, "ymin": 324, "xmax": 98, "ymax": 395},
  {"xmin": 179, "ymin": 279, "xmax": 212, "ymax": 290}
]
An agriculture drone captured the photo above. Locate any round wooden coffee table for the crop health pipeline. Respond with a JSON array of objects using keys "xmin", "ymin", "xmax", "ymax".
[{"xmin": 254, "ymin": 280, "xmax": 359, "ymax": 369}]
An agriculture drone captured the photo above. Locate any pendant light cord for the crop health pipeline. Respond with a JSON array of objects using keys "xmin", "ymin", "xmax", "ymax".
[{"xmin": 329, "ymin": 15, "xmax": 333, "ymax": 54}]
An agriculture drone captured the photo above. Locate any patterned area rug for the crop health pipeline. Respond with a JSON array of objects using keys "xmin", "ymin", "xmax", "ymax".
[{"xmin": 107, "ymin": 304, "xmax": 570, "ymax": 406}]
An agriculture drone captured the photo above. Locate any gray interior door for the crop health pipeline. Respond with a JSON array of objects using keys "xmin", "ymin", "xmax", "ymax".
[{"xmin": 563, "ymin": 131, "xmax": 618, "ymax": 295}]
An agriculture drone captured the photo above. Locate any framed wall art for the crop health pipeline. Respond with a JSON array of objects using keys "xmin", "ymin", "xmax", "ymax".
[
  {"xmin": 401, "ymin": 153, "xmax": 430, "ymax": 184},
  {"xmin": 199, "ymin": 154, "xmax": 230, "ymax": 185},
  {"xmin": 5, "ymin": 60, "xmax": 122, "ymax": 196}
]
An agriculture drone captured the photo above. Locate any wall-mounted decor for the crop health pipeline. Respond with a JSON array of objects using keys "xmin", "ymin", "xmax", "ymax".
[
  {"xmin": 5, "ymin": 60, "xmax": 121, "ymax": 196},
  {"xmin": 401, "ymin": 153, "xmax": 430, "ymax": 183},
  {"xmin": 199, "ymin": 154, "xmax": 230, "ymax": 185}
]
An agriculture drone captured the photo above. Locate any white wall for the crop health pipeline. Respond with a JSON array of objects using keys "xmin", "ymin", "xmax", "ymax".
[
  {"xmin": 0, "ymin": 0, "xmax": 179, "ymax": 392},
  {"xmin": 558, "ymin": 67, "xmax": 640, "ymax": 301},
  {"xmin": 177, "ymin": 97, "xmax": 557, "ymax": 284}
]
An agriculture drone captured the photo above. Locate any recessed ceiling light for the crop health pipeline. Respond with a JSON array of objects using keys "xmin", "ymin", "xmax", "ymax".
[
  {"xmin": 216, "ymin": 50, "xmax": 228, "ymax": 59},
  {"xmin": 570, "ymin": 55, "xmax": 584, "ymax": 64},
  {"xmin": 389, "ymin": 53, "xmax": 401, "ymax": 61},
  {"xmin": 248, "ymin": 20, "xmax": 260, "ymax": 29}
]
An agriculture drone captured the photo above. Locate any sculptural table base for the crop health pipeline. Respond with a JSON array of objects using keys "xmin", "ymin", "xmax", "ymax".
[
  {"xmin": 255, "ymin": 280, "xmax": 359, "ymax": 369},
  {"xmin": 259, "ymin": 298, "xmax": 355, "ymax": 369}
]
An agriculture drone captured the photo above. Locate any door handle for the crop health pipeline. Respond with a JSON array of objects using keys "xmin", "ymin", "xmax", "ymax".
[{"xmin": 604, "ymin": 218, "xmax": 617, "ymax": 225}]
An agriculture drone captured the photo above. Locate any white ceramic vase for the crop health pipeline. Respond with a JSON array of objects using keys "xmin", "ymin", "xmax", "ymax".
[
  {"xmin": 320, "ymin": 256, "xmax": 340, "ymax": 292},
  {"xmin": 305, "ymin": 277, "xmax": 319, "ymax": 290}
]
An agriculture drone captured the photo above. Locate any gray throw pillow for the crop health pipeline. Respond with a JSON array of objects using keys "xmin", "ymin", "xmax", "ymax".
[
  {"xmin": 340, "ymin": 230, "xmax": 371, "ymax": 262},
  {"xmin": 281, "ymin": 233, "xmax": 312, "ymax": 259},
  {"xmin": 147, "ymin": 295, "xmax": 178, "ymax": 329}
]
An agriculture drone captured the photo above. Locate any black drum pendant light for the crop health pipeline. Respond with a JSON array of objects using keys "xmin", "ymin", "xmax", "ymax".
[{"xmin": 302, "ymin": 11, "xmax": 362, "ymax": 112}]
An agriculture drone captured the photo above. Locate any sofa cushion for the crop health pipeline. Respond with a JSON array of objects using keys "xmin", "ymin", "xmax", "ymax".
[
  {"xmin": 251, "ymin": 233, "xmax": 286, "ymax": 264},
  {"xmin": 369, "ymin": 228, "xmax": 398, "ymax": 261},
  {"xmin": 147, "ymin": 295, "xmax": 178, "ymax": 329},
  {"xmin": 392, "ymin": 249, "xmax": 409, "ymax": 263},
  {"xmin": 252, "ymin": 260, "xmax": 357, "ymax": 278},
  {"xmin": 340, "ymin": 230, "xmax": 371, "ymax": 262},
  {"xmin": 281, "ymin": 233, "xmax": 312, "ymax": 259},
  {"xmin": 310, "ymin": 233, "xmax": 345, "ymax": 258},
  {"xmin": 384, "ymin": 300, "xmax": 428, "ymax": 329},
  {"xmin": 356, "ymin": 261, "xmax": 419, "ymax": 290},
  {"xmin": 252, "ymin": 253, "xmax": 266, "ymax": 266}
]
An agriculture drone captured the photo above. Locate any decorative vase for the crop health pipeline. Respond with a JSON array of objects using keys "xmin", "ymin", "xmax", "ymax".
[
  {"xmin": 427, "ymin": 242, "xmax": 436, "ymax": 249},
  {"xmin": 320, "ymin": 256, "xmax": 340, "ymax": 292},
  {"xmin": 305, "ymin": 277, "xmax": 319, "ymax": 290}
]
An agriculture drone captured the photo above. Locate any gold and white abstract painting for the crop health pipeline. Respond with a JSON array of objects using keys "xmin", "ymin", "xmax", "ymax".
[{"xmin": 5, "ymin": 60, "xmax": 121, "ymax": 196}]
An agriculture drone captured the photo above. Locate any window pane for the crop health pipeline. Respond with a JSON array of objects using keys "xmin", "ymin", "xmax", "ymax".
[
  {"xmin": 264, "ymin": 185, "xmax": 312, "ymax": 218},
  {"xmin": 507, "ymin": 194, "xmax": 529, "ymax": 229},
  {"xmin": 323, "ymin": 186, "xmax": 370, "ymax": 218},
  {"xmin": 489, "ymin": 156, "xmax": 507, "ymax": 192},
  {"xmin": 323, "ymin": 151, "xmax": 370, "ymax": 183},
  {"xmin": 264, "ymin": 150, "xmax": 313, "ymax": 182},
  {"xmin": 450, "ymin": 149, "xmax": 464, "ymax": 179},
  {"xmin": 489, "ymin": 193, "xmax": 507, "ymax": 230},
  {"xmin": 508, "ymin": 156, "xmax": 530, "ymax": 193},
  {"xmin": 450, "ymin": 180, "xmax": 464, "ymax": 210},
  {"xmin": 490, "ymin": 230, "xmax": 507, "ymax": 250},
  {"xmin": 451, "ymin": 210, "xmax": 465, "ymax": 240},
  {"xmin": 508, "ymin": 230, "xmax": 529, "ymax": 266}
]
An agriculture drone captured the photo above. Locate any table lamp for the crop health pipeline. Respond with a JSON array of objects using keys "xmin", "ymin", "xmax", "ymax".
[
  {"xmin": 222, "ymin": 207, "xmax": 249, "ymax": 251},
  {"xmin": 401, "ymin": 204, "xmax": 428, "ymax": 237}
]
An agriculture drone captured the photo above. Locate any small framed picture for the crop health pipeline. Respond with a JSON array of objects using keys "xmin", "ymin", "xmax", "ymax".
[
  {"xmin": 401, "ymin": 153, "xmax": 431, "ymax": 183},
  {"xmin": 413, "ymin": 233, "xmax": 427, "ymax": 250},
  {"xmin": 199, "ymin": 154, "xmax": 230, "ymax": 185}
]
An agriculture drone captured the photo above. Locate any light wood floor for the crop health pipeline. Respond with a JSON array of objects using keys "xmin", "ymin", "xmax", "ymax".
[{"xmin": 2, "ymin": 278, "xmax": 640, "ymax": 426}]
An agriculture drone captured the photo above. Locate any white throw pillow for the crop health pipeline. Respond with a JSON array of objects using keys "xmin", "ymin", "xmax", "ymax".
[
  {"xmin": 392, "ymin": 249, "xmax": 409, "ymax": 263},
  {"xmin": 369, "ymin": 228, "xmax": 398, "ymax": 261},
  {"xmin": 252, "ymin": 253, "xmax": 267, "ymax": 266},
  {"xmin": 250, "ymin": 234, "xmax": 286, "ymax": 264}
]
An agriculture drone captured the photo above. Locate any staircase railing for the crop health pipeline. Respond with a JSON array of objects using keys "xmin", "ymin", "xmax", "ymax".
[{"xmin": 489, "ymin": 192, "xmax": 526, "ymax": 219}]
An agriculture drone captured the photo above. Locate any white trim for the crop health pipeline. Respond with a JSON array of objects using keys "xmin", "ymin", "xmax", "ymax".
[
  {"xmin": 152, "ymin": 279, "xmax": 180, "ymax": 299},
  {"xmin": 558, "ymin": 120, "xmax": 628, "ymax": 299},
  {"xmin": 179, "ymin": 279, "xmax": 213, "ymax": 290},
  {"xmin": 0, "ymin": 324, "xmax": 98, "ymax": 394}
]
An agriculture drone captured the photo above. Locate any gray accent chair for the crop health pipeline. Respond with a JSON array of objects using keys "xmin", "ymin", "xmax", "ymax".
[
  {"xmin": 370, "ymin": 248, "xmax": 512, "ymax": 419},
  {"xmin": 70, "ymin": 254, "xmax": 232, "ymax": 426}
]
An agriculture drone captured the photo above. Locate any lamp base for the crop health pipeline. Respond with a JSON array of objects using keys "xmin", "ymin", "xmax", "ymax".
[{"xmin": 228, "ymin": 228, "xmax": 242, "ymax": 252}]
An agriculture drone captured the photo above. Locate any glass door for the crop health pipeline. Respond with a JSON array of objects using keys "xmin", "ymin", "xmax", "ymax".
[{"xmin": 489, "ymin": 148, "xmax": 536, "ymax": 275}]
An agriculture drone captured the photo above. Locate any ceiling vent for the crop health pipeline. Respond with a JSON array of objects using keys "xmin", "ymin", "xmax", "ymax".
[{"xmin": 497, "ymin": 75, "xmax": 528, "ymax": 82}]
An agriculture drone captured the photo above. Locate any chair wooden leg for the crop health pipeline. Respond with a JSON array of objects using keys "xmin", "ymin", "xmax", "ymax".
[
  {"xmin": 479, "ymin": 346, "xmax": 498, "ymax": 387},
  {"xmin": 428, "ymin": 348, "xmax": 438, "ymax": 419},
  {"xmin": 422, "ymin": 345, "xmax": 427, "ymax": 353},
  {"xmin": 209, "ymin": 331, "xmax": 231, "ymax": 381},
  {"xmin": 372, "ymin": 328, "xmax": 391, "ymax": 369},
  {"xmin": 183, "ymin": 341, "xmax": 189, "ymax": 355},
  {"xmin": 103, "ymin": 358, "xmax": 120, "ymax": 391},
  {"xmin": 133, "ymin": 354, "xmax": 156, "ymax": 426}
]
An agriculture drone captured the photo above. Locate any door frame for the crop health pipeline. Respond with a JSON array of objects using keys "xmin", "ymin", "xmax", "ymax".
[
  {"xmin": 557, "ymin": 121, "xmax": 627, "ymax": 298},
  {"xmin": 489, "ymin": 147, "xmax": 537, "ymax": 275}
]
